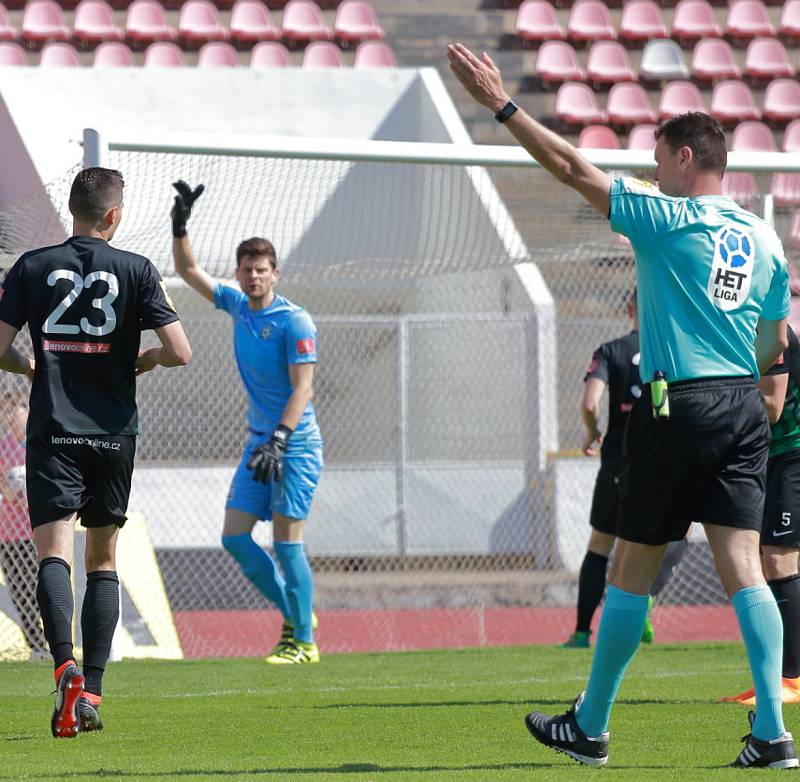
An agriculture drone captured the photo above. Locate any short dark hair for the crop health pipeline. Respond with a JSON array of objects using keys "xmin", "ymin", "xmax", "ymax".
[
  {"xmin": 236, "ymin": 237, "xmax": 277, "ymax": 269},
  {"xmin": 69, "ymin": 167, "xmax": 124, "ymax": 223},
  {"xmin": 655, "ymin": 112, "xmax": 727, "ymax": 174}
]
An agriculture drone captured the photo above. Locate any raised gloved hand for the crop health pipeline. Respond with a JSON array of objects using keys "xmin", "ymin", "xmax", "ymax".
[
  {"xmin": 247, "ymin": 425, "xmax": 292, "ymax": 484},
  {"xmin": 171, "ymin": 180, "xmax": 205, "ymax": 238}
]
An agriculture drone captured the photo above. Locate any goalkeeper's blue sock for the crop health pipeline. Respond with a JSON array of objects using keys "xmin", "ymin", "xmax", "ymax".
[
  {"xmin": 221, "ymin": 534, "xmax": 291, "ymax": 620},
  {"xmin": 275, "ymin": 541, "xmax": 314, "ymax": 644},
  {"xmin": 575, "ymin": 585, "xmax": 649, "ymax": 737},
  {"xmin": 732, "ymin": 585, "xmax": 785, "ymax": 741}
]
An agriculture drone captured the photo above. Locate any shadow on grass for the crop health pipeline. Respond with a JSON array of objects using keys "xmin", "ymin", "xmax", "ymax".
[{"xmin": 317, "ymin": 697, "xmax": 714, "ymax": 710}]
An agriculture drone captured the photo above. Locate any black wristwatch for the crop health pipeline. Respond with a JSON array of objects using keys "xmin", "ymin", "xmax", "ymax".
[{"xmin": 494, "ymin": 100, "xmax": 519, "ymax": 124}]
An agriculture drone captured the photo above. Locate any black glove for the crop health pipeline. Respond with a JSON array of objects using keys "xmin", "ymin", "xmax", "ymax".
[
  {"xmin": 171, "ymin": 180, "xmax": 205, "ymax": 238},
  {"xmin": 247, "ymin": 425, "xmax": 292, "ymax": 484}
]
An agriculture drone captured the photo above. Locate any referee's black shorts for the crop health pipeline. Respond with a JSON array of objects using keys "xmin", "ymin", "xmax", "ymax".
[
  {"xmin": 616, "ymin": 377, "xmax": 769, "ymax": 546},
  {"xmin": 27, "ymin": 432, "xmax": 136, "ymax": 529},
  {"xmin": 589, "ymin": 462, "xmax": 621, "ymax": 535}
]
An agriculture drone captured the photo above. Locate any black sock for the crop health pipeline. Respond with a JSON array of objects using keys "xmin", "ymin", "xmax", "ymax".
[
  {"xmin": 576, "ymin": 551, "xmax": 608, "ymax": 633},
  {"xmin": 769, "ymin": 574, "xmax": 800, "ymax": 679},
  {"xmin": 651, "ymin": 539, "xmax": 688, "ymax": 598},
  {"xmin": 36, "ymin": 557, "xmax": 74, "ymax": 668},
  {"xmin": 81, "ymin": 570, "xmax": 119, "ymax": 697}
]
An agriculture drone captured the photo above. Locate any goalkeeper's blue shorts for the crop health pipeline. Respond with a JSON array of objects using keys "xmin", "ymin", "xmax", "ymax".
[{"xmin": 226, "ymin": 430, "xmax": 324, "ymax": 521}]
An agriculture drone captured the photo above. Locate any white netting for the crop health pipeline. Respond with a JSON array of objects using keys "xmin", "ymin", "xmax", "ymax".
[{"xmin": 0, "ymin": 145, "xmax": 797, "ymax": 659}]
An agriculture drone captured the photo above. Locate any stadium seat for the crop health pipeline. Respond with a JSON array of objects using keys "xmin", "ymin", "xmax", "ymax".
[
  {"xmin": 639, "ymin": 38, "xmax": 690, "ymax": 82},
  {"xmin": 143, "ymin": 40, "xmax": 184, "ymax": 65},
  {"xmin": 671, "ymin": 0, "xmax": 721, "ymax": 42},
  {"xmin": 779, "ymin": 0, "xmax": 800, "ymax": 40},
  {"xmin": 93, "ymin": 40, "xmax": 133, "ymax": 64},
  {"xmin": 353, "ymin": 39, "xmax": 395, "ymax": 67},
  {"xmin": 555, "ymin": 81, "xmax": 607, "ymax": 125},
  {"xmin": 125, "ymin": 0, "xmax": 175, "ymax": 45},
  {"xmin": 73, "ymin": 0, "xmax": 123, "ymax": 46},
  {"xmin": 21, "ymin": 0, "xmax": 69, "ymax": 45},
  {"xmin": 535, "ymin": 40, "xmax": 584, "ymax": 85},
  {"xmin": 567, "ymin": 0, "xmax": 615, "ymax": 43},
  {"xmin": 627, "ymin": 122, "xmax": 657, "ymax": 149},
  {"xmin": 784, "ymin": 119, "xmax": 800, "ymax": 151},
  {"xmin": 281, "ymin": 0, "xmax": 332, "ymax": 43},
  {"xmin": 725, "ymin": 0, "xmax": 775, "ymax": 40},
  {"xmin": 197, "ymin": 40, "xmax": 239, "ymax": 65},
  {"xmin": 38, "ymin": 41, "xmax": 80, "ymax": 64},
  {"xmin": 658, "ymin": 80, "xmax": 704, "ymax": 120},
  {"xmin": 515, "ymin": 0, "xmax": 564, "ymax": 43},
  {"xmin": 743, "ymin": 37, "xmax": 794, "ymax": 80},
  {"xmin": 0, "ymin": 41, "xmax": 26, "ymax": 63},
  {"xmin": 179, "ymin": 0, "xmax": 228, "ymax": 45},
  {"xmin": 788, "ymin": 210, "xmax": 800, "ymax": 250},
  {"xmin": 249, "ymin": 39, "xmax": 290, "ymax": 65},
  {"xmin": 731, "ymin": 119, "xmax": 776, "ymax": 150},
  {"xmin": 763, "ymin": 78, "xmax": 800, "ymax": 123},
  {"xmin": 607, "ymin": 82, "xmax": 657, "ymax": 125},
  {"xmin": 302, "ymin": 39, "xmax": 342, "ymax": 66},
  {"xmin": 710, "ymin": 80, "xmax": 760, "ymax": 123},
  {"xmin": 577, "ymin": 124, "xmax": 620, "ymax": 148},
  {"xmin": 773, "ymin": 171, "xmax": 800, "ymax": 207},
  {"xmin": 722, "ymin": 172, "xmax": 758, "ymax": 208},
  {"xmin": 618, "ymin": 0, "xmax": 667, "ymax": 44},
  {"xmin": 229, "ymin": 0, "xmax": 279, "ymax": 44},
  {"xmin": 0, "ymin": 4, "xmax": 17, "ymax": 41},
  {"xmin": 334, "ymin": 0, "xmax": 383, "ymax": 44},
  {"xmin": 690, "ymin": 38, "xmax": 740, "ymax": 81},
  {"xmin": 586, "ymin": 40, "xmax": 635, "ymax": 85}
]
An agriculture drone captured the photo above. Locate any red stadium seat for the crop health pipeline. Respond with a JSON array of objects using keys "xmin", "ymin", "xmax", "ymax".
[
  {"xmin": 722, "ymin": 172, "xmax": 758, "ymax": 208},
  {"xmin": 38, "ymin": 41, "xmax": 80, "ymax": 64},
  {"xmin": 143, "ymin": 40, "xmax": 184, "ymax": 65},
  {"xmin": 74, "ymin": 0, "xmax": 123, "ymax": 46},
  {"xmin": 773, "ymin": 175, "xmax": 800, "ymax": 207},
  {"xmin": 302, "ymin": 39, "xmax": 342, "ymax": 66},
  {"xmin": 577, "ymin": 124, "xmax": 620, "ymax": 148},
  {"xmin": 197, "ymin": 40, "xmax": 239, "ymax": 65},
  {"xmin": 555, "ymin": 81, "xmax": 607, "ymax": 125},
  {"xmin": 0, "ymin": 41, "xmax": 26, "ymax": 63},
  {"xmin": 126, "ymin": 0, "xmax": 175, "ymax": 45},
  {"xmin": 607, "ymin": 81, "xmax": 657, "ymax": 125},
  {"xmin": 784, "ymin": 119, "xmax": 800, "ymax": 151},
  {"xmin": 515, "ymin": 0, "xmax": 564, "ymax": 43},
  {"xmin": 334, "ymin": 0, "xmax": 383, "ymax": 44},
  {"xmin": 779, "ymin": 0, "xmax": 800, "ymax": 40},
  {"xmin": 788, "ymin": 210, "xmax": 800, "ymax": 250},
  {"xmin": 658, "ymin": 80, "xmax": 704, "ymax": 120},
  {"xmin": 0, "ymin": 4, "xmax": 17, "ymax": 41},
  {"xmin": 618, "ymin": 0, "xmax": 667, "ymax": 44},
  {"xmin": 690, "ymin": 38, "xmax": 740, "ymax": 81},
  {"xmin": 744, "ymin": 37, "xmax": 794, "ymax": 80},
  {"xmin": 179, "ymin": 0, "xmax": 228, "ymax": 45},
  {"xmin": 725, "ymin": 0, "xmax": 775, "ymax": 40},
  {"xmin": 230, "ymin": 0, "xmax": 278, "ymax": 44},
  {"xmin": 535, "ymin": 40, "xmax": 584, "ymax": 85},
  {"xmin": 731, "ymin": 119, "xmax": 776, "ymax": 151},
  {"xmin": 710, "ymin": 80, "xmax": 760, "ymax": 123},
  {"xmin": 93, "ymin": 40, "xmax": 133, "ymax": 64},
  {"xmin": 281, "ymin": 0, "xmax": 332, "ymax": 43},
  {"xmin": 21, "ymin": 0, "xmax": 69, "ymax": 45},
  {"xmin": 586, "ymin": 40, "xmax": 635, "ymax": 85},
  {"xmin": 567, "ymin": 0, "xmax": 615, "ymax": 43},
  {"xmin": 671, "ymin": 0, "xmax": 721, "ymax": 42},
  {"xmin": 353, "ymin": 39, "xmax": 395, "ymax": 67},
  {"xmin": 627, "ymin": 123, "xmax": 657, "ymax": 149},
  {"xmin": 249, "ymin": 40, "xmax": 290, "ymax": 65},
  {"xmin": 763, "ymin": 79, "xmax": 800, "ymax": 123},
  {"xmin": 639, "ymin": 38, "xmax": 690, "ymax": 81}
]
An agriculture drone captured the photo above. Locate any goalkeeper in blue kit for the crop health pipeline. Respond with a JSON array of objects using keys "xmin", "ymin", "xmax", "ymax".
[{"xmin": 170, "ymin": 182, "xmax": 323, "ymax": 664}]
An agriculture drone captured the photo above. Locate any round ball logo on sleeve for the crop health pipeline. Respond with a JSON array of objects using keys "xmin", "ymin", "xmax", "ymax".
[{"xmin": 707, "ymin": 224, "xmax": 754, "ymax": 311}]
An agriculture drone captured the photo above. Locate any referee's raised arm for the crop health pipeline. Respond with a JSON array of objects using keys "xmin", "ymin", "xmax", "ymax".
[{"xmin": 446, "ymin": 43, "xmax": 611, "ymax": 215}]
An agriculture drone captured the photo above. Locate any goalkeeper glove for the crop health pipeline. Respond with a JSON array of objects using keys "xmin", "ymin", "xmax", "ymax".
[
  {"xmin": 247, "ymin": 425, "xmax": 293, "ymax": 484},
  {"xmin": 171, "ymin": 180, "xmax": 205, "ymax": 238}
]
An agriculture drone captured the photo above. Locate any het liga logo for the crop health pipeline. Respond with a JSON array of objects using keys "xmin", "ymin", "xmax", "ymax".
[{"xmin": 707, "ymin": 224, "xmax": 754, "ymax": 311}]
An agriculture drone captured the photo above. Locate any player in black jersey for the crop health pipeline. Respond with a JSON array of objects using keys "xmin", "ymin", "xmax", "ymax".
[
  {"xmin": 0, "ymin": 168, "xmax": 191, "ymax": 738},
  {"xmin": 561, "ymin": 291, "xmax": 686, "ymax": 648}
]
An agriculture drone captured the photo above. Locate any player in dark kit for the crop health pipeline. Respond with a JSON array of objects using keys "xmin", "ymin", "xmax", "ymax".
[{"xmin": 0, "ymin": 168, "xmax": 191, "ymax": 738}]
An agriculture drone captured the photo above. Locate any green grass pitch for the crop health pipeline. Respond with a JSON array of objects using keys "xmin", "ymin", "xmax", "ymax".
[{"xmin": 1, "ymin": 642, "xmax": 796, "ymax": 781}]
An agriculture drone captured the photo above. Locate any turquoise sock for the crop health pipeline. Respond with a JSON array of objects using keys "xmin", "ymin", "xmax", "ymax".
[
  {"xmin": 576, "ymin": 585, "xmax": 649, "ymax": 737},
  {"xmin": 274, "ymin": 541, "xmax": 315, "ymax": 644},
  {"xmin": 221, "ymin": 534, "xmax": 291, "ymax": 620},
  {"xmin": 732, "ymin": 585, "xmax": 785, "ymax": 741}
]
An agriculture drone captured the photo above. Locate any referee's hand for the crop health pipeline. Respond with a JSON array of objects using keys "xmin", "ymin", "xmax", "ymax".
[
  {"xmin": 582, "ymin": 431, "xmax": 603, "ymax": 457},
  {"xmin": 171, "ymin": 180, "xmax": 205, "ymax": 238},
  {"xmin": 247, "ymin": 425, "xmax": 292, "ymax": 484},
  {"xmin": 447, "ymin": 43, "xmax": 510, "ymax": 114}
]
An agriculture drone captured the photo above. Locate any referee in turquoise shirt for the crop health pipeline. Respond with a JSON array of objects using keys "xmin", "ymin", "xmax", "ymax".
[{"xmin": 449, "ymin": 43, "xmax": 794, "ymax": 769}]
